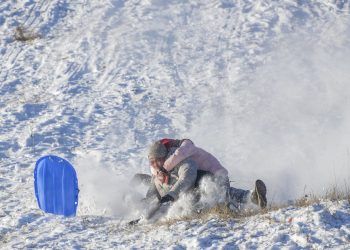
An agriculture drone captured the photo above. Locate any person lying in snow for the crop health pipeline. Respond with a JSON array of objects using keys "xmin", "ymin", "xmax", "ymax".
[{"xmin": 131, "ymin": 138, "xmax": 267, "ymax": 213}]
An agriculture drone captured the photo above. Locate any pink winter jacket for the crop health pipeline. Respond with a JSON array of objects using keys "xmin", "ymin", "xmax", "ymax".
[{"xmin": 163, "ymin": 139, "xmax": 228, "ymax": 177}]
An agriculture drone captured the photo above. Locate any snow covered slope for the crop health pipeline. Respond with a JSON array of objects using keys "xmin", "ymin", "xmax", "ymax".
[
  {"xmin": 3, "ymin": 200, "xmax": 350, "ymax": 249},
  {"xmin": 1, "ymin": 0, "xmax": 350, "ymax": 248}
]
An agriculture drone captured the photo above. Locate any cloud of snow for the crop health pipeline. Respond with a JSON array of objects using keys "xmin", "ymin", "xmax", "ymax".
[
  {"xmin": 190, "ymin": 17, "xmax": 350, "ymax": 203},
  {"xmin": 165, "ymin": 177, "xmax": 228, "ymax": 220},
  {"xmin": 244, "ymin": 19, "xmax": 350, "ymax": 202},
  {"xmin": 74, "ymin": 150, "xmax": 146, "ymax": 218},
  {"xmin": 73, "ymin": 150, "xmax": 230, "ymax": 220}
]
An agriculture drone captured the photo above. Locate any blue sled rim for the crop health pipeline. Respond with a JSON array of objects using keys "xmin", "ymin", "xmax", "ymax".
[{"xmin": 34, "ymin": 155, "xmax": 79, "ymax": 217}]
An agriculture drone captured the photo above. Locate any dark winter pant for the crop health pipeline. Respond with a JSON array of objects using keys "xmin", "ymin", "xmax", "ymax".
[{"xmin": 131, "ymin": 171, "xmax": 250, "ymax": 205}]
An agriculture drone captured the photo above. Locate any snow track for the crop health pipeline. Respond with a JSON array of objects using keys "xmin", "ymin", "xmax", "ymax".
[{"xmin": 1, "ymin": 0, "xmax": 350, "ymax": 248}]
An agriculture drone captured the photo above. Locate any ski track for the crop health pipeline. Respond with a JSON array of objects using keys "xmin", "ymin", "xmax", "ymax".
[{"xmin": 1, "ymin": 0, "xmax": 350, "ymax": 248}]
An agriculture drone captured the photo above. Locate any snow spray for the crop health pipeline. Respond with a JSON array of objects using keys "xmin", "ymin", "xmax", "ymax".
[{"xmin": 189, "ymin": 18, "xmax": 350, "ymax": 203}]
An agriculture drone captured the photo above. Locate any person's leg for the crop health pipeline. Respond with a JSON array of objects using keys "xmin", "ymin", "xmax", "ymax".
[
  {"xmin": 145, "ymin": 180, "xmax": 161, "ymax": 201},
  {"xmin": 251, "ymin": 179, "xmax": 267, "ymax": 209},
  {"xmin": 217, "ymin": 176, "xmax": 231, "ymax": 202},
  {"xmin": 191, "ymin": 170, "xmax": 214, "ymax": 206},
  {"xmin": 194, "ymin": 170, "xmax": 213, "ymax": 188},
  {"xmin": 195, "ymin": 173, "xmax": 230, "ymax": 207},
  {"xmin": 229, "ymin": 179, "xmax": 267, "ymax": 209},
  {"xmin": 130, "ymin": 173, "xmax": 152, "ymax": 186},
  {"xmin": 229, "ymin": 187, "xmax": 250, "ymax": 204}
]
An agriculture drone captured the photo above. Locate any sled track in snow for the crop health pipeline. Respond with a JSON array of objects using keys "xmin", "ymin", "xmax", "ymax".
[{"xmin": 1, "ymin": 0, "xmax": 350, "ymax": 248}]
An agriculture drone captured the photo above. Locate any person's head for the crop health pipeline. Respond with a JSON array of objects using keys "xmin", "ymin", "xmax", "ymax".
[{"xmin": 148, "ymin": 141, "xmax": 168, "ymax": 170}]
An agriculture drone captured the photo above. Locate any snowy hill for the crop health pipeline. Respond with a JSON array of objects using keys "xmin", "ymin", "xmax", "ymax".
[{"xmin": 1, "ymin": 0, "xmax": 350, "ymax": 248}]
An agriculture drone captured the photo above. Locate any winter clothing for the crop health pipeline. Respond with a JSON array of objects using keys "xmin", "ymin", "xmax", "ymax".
[
  {"xmin": 153, "ymin": 158, "xmax": 198, "ymax": 200},
  {"xmin": 130, "ymin": 171, "xmax": 262, "ymax": 210},
  {"xmin": 229, "ymin": 187, "xmax": 250, "ymax": 204},
  {"xmin": 194, "ymin": 170, "xmax": 213, "ymax": 187},
  {"xmin": 162, "ymin": 139, "xmax": 229, "ymax": 177},
  {"xmin": 145, "ymin": 178, "xmax": 161, "ymax": 201},
  {"xmin": 160, "ymin": 194, "xmax": 174, "ymax": 203},
  {"xmin": 148, "ymin": 138, "xmax": 228, "ymax": 201},
  {"xmin": 251, "ymin": 179, "xmax": 267, "ymax": 208},
  {"xmin": 148, "ymin": 141, "xmax": 168, "ymax": 159},
  {"xmin": 141, "ymin": 138, "xmax": 266, "ymax": 210}
]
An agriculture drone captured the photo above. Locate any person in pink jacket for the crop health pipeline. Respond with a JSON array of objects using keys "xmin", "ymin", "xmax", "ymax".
[
  {"xmin": 131, "ymin": 138, "xmax": 267, "ymax": 211},
  {"xmin": 161, "ymin": 138, "xmax": 229, "ymax": 177}
]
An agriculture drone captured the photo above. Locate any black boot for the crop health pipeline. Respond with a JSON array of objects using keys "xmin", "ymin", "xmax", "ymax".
[{"xmin": 251, "ymin": 180, "xmax": 267, "ymax": 209}]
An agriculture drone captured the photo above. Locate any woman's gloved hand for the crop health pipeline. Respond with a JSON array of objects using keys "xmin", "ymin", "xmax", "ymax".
[{"xmin": 160, "ymin": 194, "xmax": 174, "ymax": 204}]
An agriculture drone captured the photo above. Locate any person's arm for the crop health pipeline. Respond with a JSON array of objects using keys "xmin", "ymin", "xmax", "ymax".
[
  {"xmin": 167, "ymin": 159, "xmax": 198, "ymax": 200},
  {"xmin": 164, "ymin": 139, "xmax": 197, "ymax": 172}
]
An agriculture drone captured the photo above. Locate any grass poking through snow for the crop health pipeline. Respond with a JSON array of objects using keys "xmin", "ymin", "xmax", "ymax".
[
  {"xmin": 14, "ymin": 26, "xmax": 41, "ymax": 42},
  {"xmin": 155, "ymin": 184, "xmax": 350, "ymax": 226}
]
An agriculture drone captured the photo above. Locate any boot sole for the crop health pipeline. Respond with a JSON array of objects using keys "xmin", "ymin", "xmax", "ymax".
[{"xmin": 255, "ymin": 179, "xmax": 267, "ymax": 209}]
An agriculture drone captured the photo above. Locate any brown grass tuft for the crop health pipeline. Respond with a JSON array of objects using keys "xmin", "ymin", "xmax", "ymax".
[
  {"xmin": 294, "ymin": 194, "xmax": 320, "ymax": 208},
  {"xmin": 152, "ymin": 184, "xmax": 350, "ymax": 227},
  {"xmin": 14, "ymin": 26, "xmax": 41, "ymax": 42},
  {"xmin": 324, "ymin": 184, "xmax": 350, "ymax": 202}
]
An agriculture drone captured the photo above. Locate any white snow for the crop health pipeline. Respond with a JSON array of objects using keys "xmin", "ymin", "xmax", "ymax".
[{"xmin": 1, "ymin": 0, "xmax": 350, "ymax": 248}]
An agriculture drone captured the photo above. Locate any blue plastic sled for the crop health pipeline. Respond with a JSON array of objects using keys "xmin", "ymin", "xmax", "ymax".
[{"xmin": 34, "ymin": 155, "xmax": 79, "ymax": 217}]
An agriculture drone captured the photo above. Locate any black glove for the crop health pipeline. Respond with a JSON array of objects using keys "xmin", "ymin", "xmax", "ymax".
[{"xmin": 160, "ymin": 194, "xmax": 174, "ymax": 204}]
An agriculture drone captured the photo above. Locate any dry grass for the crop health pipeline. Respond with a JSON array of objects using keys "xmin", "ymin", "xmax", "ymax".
[
  {"xmin": 14, "ymin": 26, "xmax": 41, "ymax": 42},
  {"xmin": 294, "ymin": 194, "xmax": 321, "ymax": 208},
  {"xmin": 155, "ymin": 204, "xmax": 267, "ymax": 227},
  {"xmin": 324, "ymin": 185, "xmax": 350, "ymax": 202},
  {"xmin": 154, "ymin": 184, "xmax": 350, "ymax": 227},
  {"xmin": 294, "ymin": 185, "xmax": 350, "ymax": 207}
]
